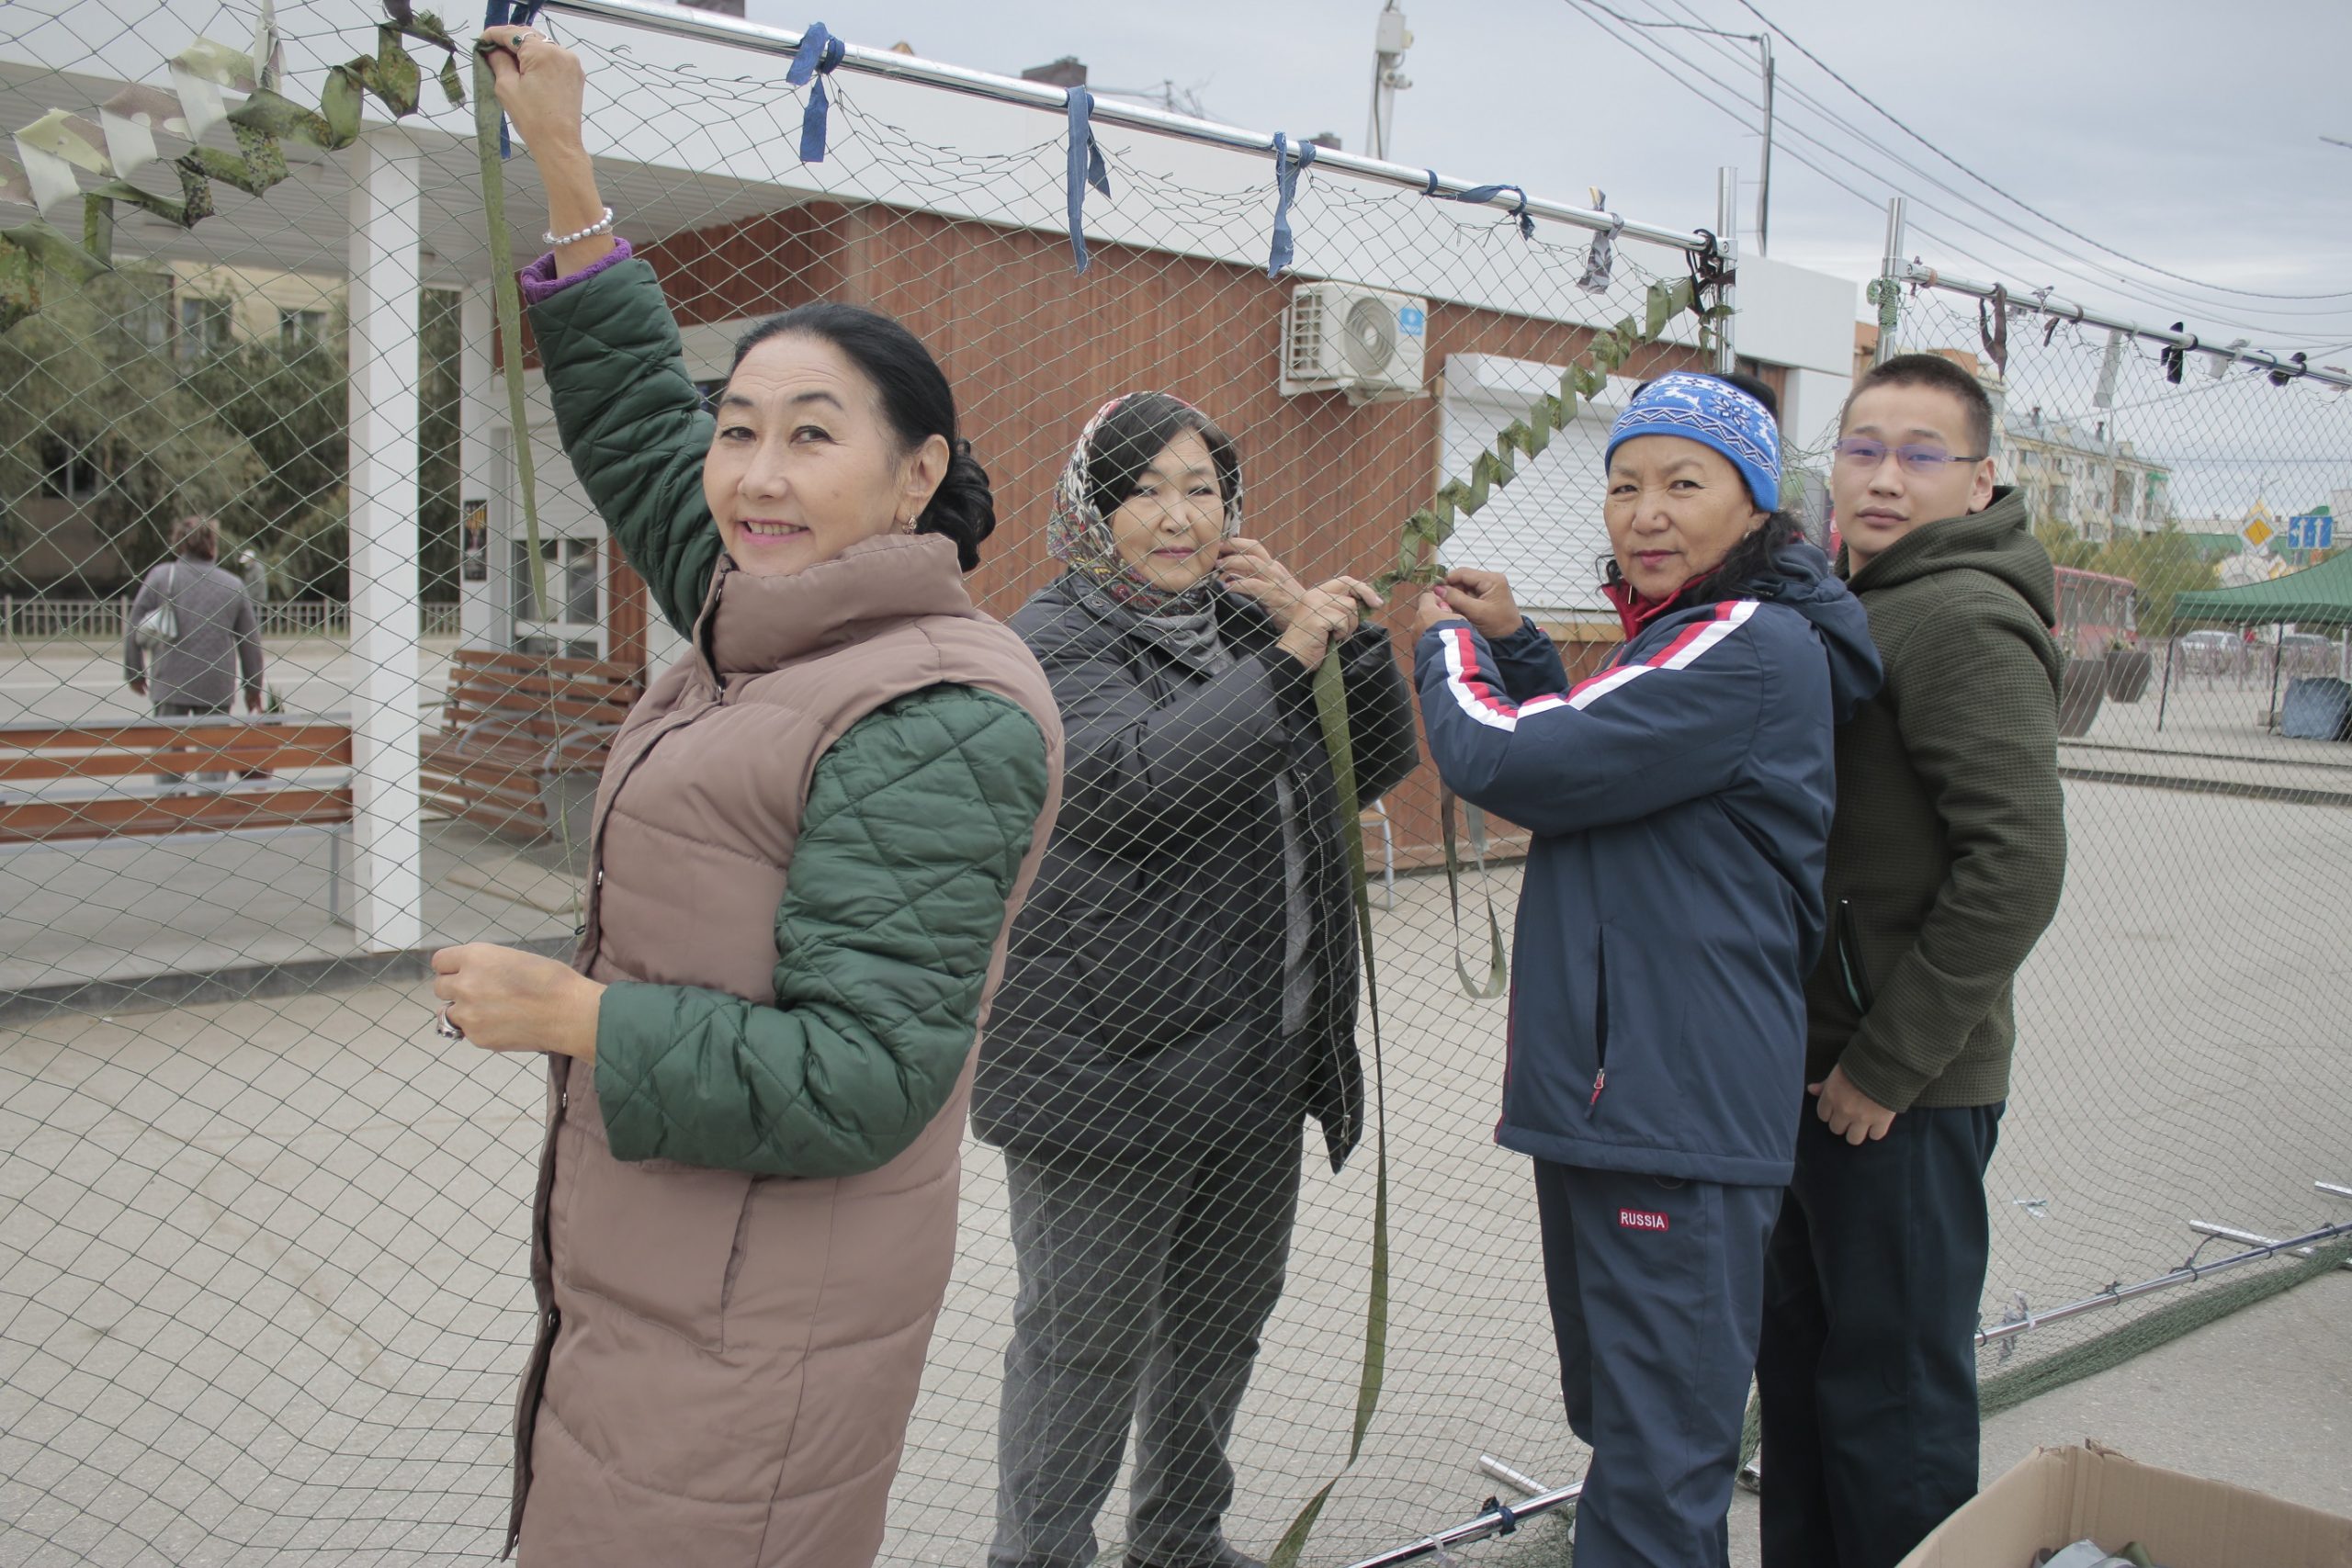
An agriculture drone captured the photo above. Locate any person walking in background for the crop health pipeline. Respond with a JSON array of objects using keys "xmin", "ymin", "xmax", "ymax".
[
  {"xmin": 429, "ymin": 28, "xmax": 1063, "ymax": 1568},
  {"xmin": 123, "ymin": 513, "xmax": 265, "ymax": 785},
  {"xmin": 976, "ymin": 390, "xmax": 1418, "ymax": 1568},
  {"xmin": 1756, "ymin": 353, "xmax": 2068, "ymax": 1568},
  {"xmin": 1412, "ymin": 373, "xmax": 1880, "ymax": 1567}
]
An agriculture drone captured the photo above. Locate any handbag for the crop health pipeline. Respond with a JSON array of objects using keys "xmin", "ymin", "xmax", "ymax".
[{"xmin": 133, "ymin": 564, "xmax": 180, "ymax": 652}]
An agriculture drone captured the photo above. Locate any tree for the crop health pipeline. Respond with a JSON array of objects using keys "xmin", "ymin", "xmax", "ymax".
[
  {"xmin": 5, "ymin": 268, "xmax": 467, "ymax": 603},
  {"xmin": 2035, "ymin": 520, "xmax": 2219, "ymax": 640},
  {"xmin": 183, "ymin": 312, "xmax": 352, "ymax": 599},
  {"xmin": 0, "ymin": 269, "xmax": 261, "ymax": 592}
]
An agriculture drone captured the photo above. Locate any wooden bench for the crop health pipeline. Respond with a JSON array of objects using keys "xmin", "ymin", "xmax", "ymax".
[
  {"xmin": 420, "ymin": 649, "xmax": 643, "ymax": 842},
  {"xmin": 0, "ymin": 718, "xmax": 359, "ymax": 924},
  {"xmin": 0, "ymin": 719, "xmax": 355, "ymax": 843}
]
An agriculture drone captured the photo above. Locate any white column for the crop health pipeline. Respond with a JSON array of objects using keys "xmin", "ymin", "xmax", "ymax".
[
  {"xmin": 458, "ymin": 285, "xmax": 502, "ymax": 649},
  {"xmin": 345, "ymin": 130, "xmax": 425, "ymax": 952}
]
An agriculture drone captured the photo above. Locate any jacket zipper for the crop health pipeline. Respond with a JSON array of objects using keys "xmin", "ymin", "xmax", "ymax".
[
  {"xmin": 1589, "ymin": 931, "xmax": 1610, "ymax": 1113},
  {"xmin": 1835, "ymin": 897, "xmax": 1877, "ymax": 1014}
]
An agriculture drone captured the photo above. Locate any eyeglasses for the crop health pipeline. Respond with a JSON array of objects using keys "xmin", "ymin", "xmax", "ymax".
[{"xmin": 1833, "ymin": 436, "xmax": 1986, "ymax": 473}]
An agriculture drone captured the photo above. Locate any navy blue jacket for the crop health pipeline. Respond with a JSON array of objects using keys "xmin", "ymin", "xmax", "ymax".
[{"xmin": 1415, "ymin": 544, "xmax": 1882, "ymax": 1186}]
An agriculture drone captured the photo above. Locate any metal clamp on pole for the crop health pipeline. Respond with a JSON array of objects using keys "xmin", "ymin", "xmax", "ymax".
[
  {"xmin": 1869, "ymin": 195, "xmax": 1906, "ymax": 367},
  {"xmin": 1713, "ymin": 166, "xmax": 1739, "ymax": 376}
]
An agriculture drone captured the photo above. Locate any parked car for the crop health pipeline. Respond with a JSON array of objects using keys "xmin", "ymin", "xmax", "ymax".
[
  {"xmin": 2280, "ymin": 632, "xmax": 2339, "ymax": 679},
  {"xmin": 2177, "ymin": 628, "xmax": 2238, "ymax": 676}
]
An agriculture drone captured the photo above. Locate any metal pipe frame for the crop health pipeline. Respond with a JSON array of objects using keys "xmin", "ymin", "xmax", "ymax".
[
  {"xmin": 1893, "ymin": 260, "xmax": 2352, "ymax": 392},
  {"xmin": 1976, "ymin": 1216, "xmax": 2352, "ymax": 1344},
  {"xmin": 2189, "ymin": 1220, "xmax": 2352, "ymax": 1271},
  {"xmin": 1338, "ymin": 1481, "xmax": 1586, "ymax": 1568},
  {"xmin": 541, "ymin": 0, "xmax": 1713, "ymax": 255}
]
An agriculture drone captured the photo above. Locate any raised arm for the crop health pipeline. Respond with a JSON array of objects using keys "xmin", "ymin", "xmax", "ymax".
[
  {"xmin": 1413, "ymin": 607, "xmax": 1762, "ymax": 838},
  {"xmin": 485, "ymin": 27, "xmax": 718, "ymax": 634}
]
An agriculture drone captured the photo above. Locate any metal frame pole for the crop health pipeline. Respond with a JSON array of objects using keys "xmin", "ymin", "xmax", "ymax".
[
  {"xmin": 544, "ymin": 0, "xmax": 1712, "ymax": 254},
  {"xmin": 2156, "ymin": 632, "xmax": 2176, "ymax": 730},
  {"xmin": 1974, "ymin": 1216, "xmax": 2352, "ymax": 1346},
  {"xmin": 1714, "ymin": 166, "xmax": 1740, "ymax": 376},
  {"xmin": 1892, "ymin": 261, "xmax": 2352, "ymax": 392},
  {"xmin": 2269, "ymin": 619, "xmax": 2286, "ymax": 731},
  {"xmin": 1873, "ymin": 196, "xmax": 1906, "ymax": 367}
]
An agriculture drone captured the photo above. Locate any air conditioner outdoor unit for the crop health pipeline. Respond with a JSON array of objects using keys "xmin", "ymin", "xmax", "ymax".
[{"xmin": 1281, "ymin": 282, "xmax": 1429, "ymax": 403}]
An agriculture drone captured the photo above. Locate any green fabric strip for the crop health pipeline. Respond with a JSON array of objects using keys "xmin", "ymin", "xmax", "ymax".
[
  {"xmin": 1267, "ymin": 651, "xmax": 1392, "ymax": 1568},
  {"xmin": 471, "ymin": 42, "xmax": 546, "ymax": 616}
]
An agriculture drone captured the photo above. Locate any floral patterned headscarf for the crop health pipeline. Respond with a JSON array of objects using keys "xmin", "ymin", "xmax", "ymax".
[{"xmin": 1046, "ymin": 390, "xmax": 1243, "ymax": 618}]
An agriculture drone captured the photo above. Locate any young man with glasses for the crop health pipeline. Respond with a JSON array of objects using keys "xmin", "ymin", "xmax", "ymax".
[{"xmin": 1755, "ymin": 353, "xmax": 2068, "ymax": 1568}]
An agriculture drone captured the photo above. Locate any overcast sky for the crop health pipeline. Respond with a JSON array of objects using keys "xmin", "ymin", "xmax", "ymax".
[{"xmin": 741, "ymin": 0, "xmax": 2352, "ymax": 359}]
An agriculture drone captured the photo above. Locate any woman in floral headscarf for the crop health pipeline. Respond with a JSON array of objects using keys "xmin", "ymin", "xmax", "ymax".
[{"xmin": 975, "ymin": 392, "xmax": 1418, "ymax": 1568}]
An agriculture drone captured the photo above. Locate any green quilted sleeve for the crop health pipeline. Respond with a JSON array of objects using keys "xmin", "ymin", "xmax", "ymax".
[
  {"xmin": 527, "ymin": 258, "xmax": 721, "ymax": 635},
  {"xmin": 591, "ymin": 684, "xmax": 1050, "ymax": 1177}
]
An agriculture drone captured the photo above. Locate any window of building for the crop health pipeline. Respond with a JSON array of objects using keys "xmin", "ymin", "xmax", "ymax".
[
  {"xmin": 278, "ymin": 308, "xmax": 328, "ymax": 349},
  {"xmin": 511, "ymin": 536, "xmax": 601, "ymax": 628},
  {"xmin": 37, "ymin": 436, "xmax": 100, "ymax": 502},
  {"xmin": 119, "ymin": 273, "xmax": 174, "ymax": 352},
  {"xmin": 177, "ymin": 296, "xmax": 234, "ymax": 360}
]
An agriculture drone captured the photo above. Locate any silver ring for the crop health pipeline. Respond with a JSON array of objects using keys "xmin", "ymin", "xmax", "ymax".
[{"xmin": 435, "ymin": 1006, "xmax": 465, "ymax": 1041}]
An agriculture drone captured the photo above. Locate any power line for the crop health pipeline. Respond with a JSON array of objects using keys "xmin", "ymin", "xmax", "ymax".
[
  {"xmin": 1563, "ymin": 0, "xmax": 2352, "ymax": 341},
  {"xmin": 1633, "ymin": 0, "xmax": 2352, "ymax": 328},
  {"xmin": 1725, "ymin": 0, "xmax": 2352, "ymax": 304}
]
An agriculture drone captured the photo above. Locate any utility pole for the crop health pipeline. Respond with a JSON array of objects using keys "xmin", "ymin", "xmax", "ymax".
[
  {"xmin": 1574, "ymin": 6, "xmax": 1772, "ymax": 253},
  {"xmin": 1756, "ymin": 32, "xmax": 1774, "ymax": 257},
  {"xmin": 1367, "ymin": 3, "xmax": 1412, "ymax": 160}
]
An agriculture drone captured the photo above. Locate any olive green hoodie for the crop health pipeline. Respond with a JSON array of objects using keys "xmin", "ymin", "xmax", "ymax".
[{"xmin": 1805, "ymin": 486, "xmax": 2067, "ymax": 1110}]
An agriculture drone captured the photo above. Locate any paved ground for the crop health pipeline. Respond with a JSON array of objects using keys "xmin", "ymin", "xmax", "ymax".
[{"xmin": 3, "ymin": 773, "xmax": 2346, "ymax": 1566}]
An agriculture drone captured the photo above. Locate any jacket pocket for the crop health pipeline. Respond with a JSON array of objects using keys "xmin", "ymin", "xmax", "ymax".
[
  {"xmin": 1834, "ymin": 898, "xmax": 1878, "ymax": 1015},
  {"xmin": 552, "ymin": 1119, "xmax": 759, "ymax": 1353}
]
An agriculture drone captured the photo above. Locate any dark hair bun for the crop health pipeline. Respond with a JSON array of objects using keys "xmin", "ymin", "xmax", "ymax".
[{"xmin": 918, "ymin": 438, "xmax": 996, "ymax": 572}]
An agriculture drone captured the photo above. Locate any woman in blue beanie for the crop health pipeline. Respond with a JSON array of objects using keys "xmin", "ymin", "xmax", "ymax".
[{"xmin": 1410, "ymin": 373, "xmax": 1883, "ymax": 1567}]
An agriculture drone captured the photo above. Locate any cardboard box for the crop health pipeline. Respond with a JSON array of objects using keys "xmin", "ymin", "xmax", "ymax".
[{"xmin": 1896, "ymin": 1442, "xmax": 2352, "ymax": 1568}]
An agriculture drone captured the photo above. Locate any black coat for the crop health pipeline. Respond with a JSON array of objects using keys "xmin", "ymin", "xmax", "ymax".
[{"xmin": 974, "ymin": 575, "xmax": 1419, "ymax": 1172}]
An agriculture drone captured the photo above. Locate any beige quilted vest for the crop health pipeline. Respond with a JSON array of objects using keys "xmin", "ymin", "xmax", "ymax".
[{"xmin": 505, "ymin": 534, "xmax": 1062, "ymax": 1566}]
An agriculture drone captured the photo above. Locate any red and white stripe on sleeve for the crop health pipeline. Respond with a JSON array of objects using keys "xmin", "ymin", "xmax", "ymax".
[{"xmin": 1438, "ymin": 599, "xmax": 1759, "ymax": 732}]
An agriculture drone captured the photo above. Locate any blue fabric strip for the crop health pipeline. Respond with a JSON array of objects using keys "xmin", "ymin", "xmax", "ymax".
[
  {"xmin": 1065, "ymin": 87, "xmax": 1111, "ymax": 272},
  {"xmin": 1267, "ymin": 133, "xmax": 1317, "ymax": 277},
  {"xmin": 1445, "ymin": 181, "xmax": 1533, "ymax": 240},
  {"xmin": 784, "ymin": 22, "xmax": 848, "ymax": 163}
]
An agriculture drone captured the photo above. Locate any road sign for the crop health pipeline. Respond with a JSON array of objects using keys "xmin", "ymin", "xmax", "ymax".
[
  {"xmin": 2286, "ymin": 513, "xmax": 2335, "ymax": 549},
  {"xmin": 2241, "ymin": 513, "xmax": 2275, "ymax": 548}
]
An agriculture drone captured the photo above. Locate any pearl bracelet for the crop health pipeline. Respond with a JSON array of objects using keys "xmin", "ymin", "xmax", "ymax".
[{"xmin": 543, "ymin": 207, "xmax": 616, "ymax": 248}]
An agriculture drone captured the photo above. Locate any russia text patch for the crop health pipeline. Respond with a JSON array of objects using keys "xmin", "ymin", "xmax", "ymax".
[{"xmin": 1618, "ymin": 1208, "xmax": 1669, "ymax": 1232}]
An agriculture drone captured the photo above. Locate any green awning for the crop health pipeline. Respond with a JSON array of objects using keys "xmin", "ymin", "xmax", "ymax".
[{"xmin": 2172, "ymin": 550, "xmax": 2352, "ymax": 626}]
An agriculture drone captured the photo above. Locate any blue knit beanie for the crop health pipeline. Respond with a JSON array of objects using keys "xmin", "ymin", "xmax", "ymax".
[{"xmin": 1604, "ymin": 372, "xmax": 1781, "ymax": 512}]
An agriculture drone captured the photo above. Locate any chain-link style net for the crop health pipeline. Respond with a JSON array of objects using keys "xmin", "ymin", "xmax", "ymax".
[
  {"xmin": 1817, "ymin": 277, "xmax": 2352, "ymax": 1394},
  {"xmin": 10, "ymin": 4, "xmax": 2349, "ymax": 1565},
  {"xmin": 0, "ymin": 5, "xmax": 1742, "ymax": 1563}
]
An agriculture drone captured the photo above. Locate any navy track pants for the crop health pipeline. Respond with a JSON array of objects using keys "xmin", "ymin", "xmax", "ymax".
[{"xmin": 1533, "ymin": 1159, "xmax": 1780, "ymax": 1568}]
